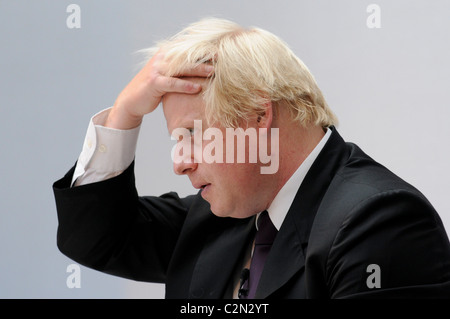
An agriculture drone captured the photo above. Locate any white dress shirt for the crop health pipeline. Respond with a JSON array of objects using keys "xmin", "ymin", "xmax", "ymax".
[
  {"xmin": 264, "ymin": 126, "xmax": 331, "ymax": 230},
  {"xmin": 233, "ymin": 127, "xmax": 331, "ymax": 298},
  {"xmin": 72, "ymin": 108, "xmax": 140, "ymax": 186}
]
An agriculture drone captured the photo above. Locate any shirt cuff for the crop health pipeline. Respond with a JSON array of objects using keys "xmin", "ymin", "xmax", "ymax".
[{"xmin": 72, "ymin": 107, "xmax": 141, "ymax": 186}]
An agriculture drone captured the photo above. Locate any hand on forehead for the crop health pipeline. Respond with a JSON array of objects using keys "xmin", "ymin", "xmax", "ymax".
[{"xmin": 162, "ymin": 79, "xmax": 208, "ymax": 134}]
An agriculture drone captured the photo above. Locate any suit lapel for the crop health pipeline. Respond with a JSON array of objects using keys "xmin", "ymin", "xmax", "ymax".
[
  {"xmin": 166, "ymin": 194, "xmax": 255, "ymax": 298},
  {"xmin": 189, "ymin": 215, "xmax": 255, "ymax": 298},
  {"xmin": 255, "ymin": 209, "xmax": 305, "ymax": 298},
  {"xmin": 256, "ymin": 127, "xmax": 350, "ymax": 298}
]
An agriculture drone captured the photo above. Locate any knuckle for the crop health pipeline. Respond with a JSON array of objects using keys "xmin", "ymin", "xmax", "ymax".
[
  {"xmin": 167, "ymin": 77, "xmax": 177, "ymax": 90},
  {"xmin": 146, "ymin": 73, "xmax": 157, "ymax": 86}
]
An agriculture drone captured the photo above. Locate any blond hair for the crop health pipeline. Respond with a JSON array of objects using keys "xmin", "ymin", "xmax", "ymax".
[{"xmin": 144, "ymin": 18, "xmax": 337, "ymax": 128}]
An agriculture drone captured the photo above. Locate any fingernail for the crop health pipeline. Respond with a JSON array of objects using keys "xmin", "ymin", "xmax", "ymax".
[{"xmin": 205, "ymin": 65, "xmax": 214, "ymax": 73}]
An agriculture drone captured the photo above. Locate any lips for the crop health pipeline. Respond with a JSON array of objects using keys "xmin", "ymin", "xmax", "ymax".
[
  {"xmin": 192, "ymin": 182, "xmax": 211, "ymax": 190},
  {"xmin": 200, "ymin": 184, "xmax": 211, "ymax": 199}
]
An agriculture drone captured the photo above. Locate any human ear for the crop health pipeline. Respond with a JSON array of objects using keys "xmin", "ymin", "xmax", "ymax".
[{"xmin": 256, "ymin": 101, "xmax": 273, "ymax": 129}]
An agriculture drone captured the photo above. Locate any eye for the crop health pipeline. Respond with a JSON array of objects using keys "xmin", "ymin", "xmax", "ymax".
[{"xmin": 170, "ymin": 127, "xmax": 194, "ymax": 142}]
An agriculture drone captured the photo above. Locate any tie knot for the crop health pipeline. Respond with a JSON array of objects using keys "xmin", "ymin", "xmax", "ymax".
[{"xmin": 255, "ymin": 211, "xmax": 278, "ymax": 245}]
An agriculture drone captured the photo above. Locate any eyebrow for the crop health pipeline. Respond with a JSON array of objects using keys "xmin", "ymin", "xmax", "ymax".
[{"xmin": 168, "ymin": 119, "xmax": 196, "ymax": 138}]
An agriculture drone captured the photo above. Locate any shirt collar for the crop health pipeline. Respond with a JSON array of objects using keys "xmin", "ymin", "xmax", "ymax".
[{"xmin": 258, "ymin": 127, "xmax": 332, "ymax": 230}]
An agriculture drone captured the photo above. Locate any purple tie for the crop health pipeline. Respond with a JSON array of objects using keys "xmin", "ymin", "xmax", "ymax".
[{"xmin": 242, "ymin": 211, "xmax": 278, "ymax": 299}]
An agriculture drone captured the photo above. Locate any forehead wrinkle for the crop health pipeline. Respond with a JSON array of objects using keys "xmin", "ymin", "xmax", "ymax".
[{"xmin": 164, "ymin": 93, "xmax": 206, "ymax": 134}]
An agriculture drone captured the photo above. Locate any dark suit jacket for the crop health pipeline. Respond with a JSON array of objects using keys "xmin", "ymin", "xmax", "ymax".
[{"xmin": 53, "ymin": 127, "xmax": 450, "ymax": 298}]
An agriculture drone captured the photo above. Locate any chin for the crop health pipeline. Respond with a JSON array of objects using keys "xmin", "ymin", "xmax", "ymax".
[
  {"xmin": 209, "ymin": 205, "xmax": 231, "ymax": 218},
  {"xmin": 210, "ymin": 204, "xmax": 253, "ymax": 219}
]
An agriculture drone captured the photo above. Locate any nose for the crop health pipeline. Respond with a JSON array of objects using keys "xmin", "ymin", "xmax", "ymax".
[
  {"xmin": 171, "ymin": 134, "xmax": 200, "ymax": 175},
  {"xmin": 173, "ymin": 158, "xmax": 198, "ymax": 175},
  {"xmin": 172, "ymin": 141, "xmax": 199, "ymax": 175}
]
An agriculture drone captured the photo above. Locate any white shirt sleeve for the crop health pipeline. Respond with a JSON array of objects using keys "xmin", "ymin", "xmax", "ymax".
[{"xmin": 71, "ymin": 107, "xmax": 141, "ymax": 187}]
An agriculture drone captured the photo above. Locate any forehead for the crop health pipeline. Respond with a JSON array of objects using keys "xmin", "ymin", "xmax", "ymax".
[{"xmin": 162, "ymin": 78, "xmax": 208, "ymax": 133}]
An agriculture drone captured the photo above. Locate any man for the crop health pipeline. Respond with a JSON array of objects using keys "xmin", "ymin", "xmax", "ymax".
[{"xmin": 53, "ymin": 18, "xmax": 450, "ymax": 298}]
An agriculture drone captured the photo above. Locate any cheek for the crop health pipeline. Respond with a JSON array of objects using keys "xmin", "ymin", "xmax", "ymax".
[
  {"xmin": 216, "ymin": 163, "xmax": 260, "ymax": 194},
  {"xmin": 207, "ymin": 163, "xmax": 266, "ymax": 218}
]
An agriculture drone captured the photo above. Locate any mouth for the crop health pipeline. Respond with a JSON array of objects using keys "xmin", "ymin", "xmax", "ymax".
[
  {"xmin": 200, "ymin": 183, "xmax": 211, "ymax": 199},
  {"xmin": 193, "ymin": 182, "xmax": 211, "ymax": 190}
]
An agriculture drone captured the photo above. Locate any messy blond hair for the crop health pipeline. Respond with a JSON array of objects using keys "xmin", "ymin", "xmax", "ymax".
[{"xmin": 144, "ymin": 18, "xmax": 337, "ymax": 128}]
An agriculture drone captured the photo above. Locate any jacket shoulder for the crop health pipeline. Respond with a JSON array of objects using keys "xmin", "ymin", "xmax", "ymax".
[{"xmin": 305, "ymin": 142, "xmax": 450, "ymax": 298}]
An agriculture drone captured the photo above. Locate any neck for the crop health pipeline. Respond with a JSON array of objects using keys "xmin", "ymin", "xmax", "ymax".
[{"xmin": 265, "ymin": 119, "xmax": 325, "ymax": 208}]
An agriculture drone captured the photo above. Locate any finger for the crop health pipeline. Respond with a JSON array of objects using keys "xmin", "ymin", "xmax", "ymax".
[
  {"xmin": 156, "ymin": 76, "xmax": 202, "ymax": 94},
  {"xmin": 177, "ymin": 63, "xmax": 214, "ymax": 78}
]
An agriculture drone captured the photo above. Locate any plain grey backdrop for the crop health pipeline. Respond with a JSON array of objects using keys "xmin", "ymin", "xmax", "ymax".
[{"xmin": 1, "ymin": 0, "xmax": 449, "ymax": 298}]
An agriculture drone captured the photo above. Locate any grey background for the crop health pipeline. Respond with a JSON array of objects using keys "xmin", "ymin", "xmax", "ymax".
[{"xmin": 0, "ymin": 0, "xmax": 449, "ymax": 298}]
